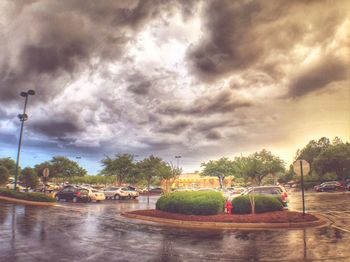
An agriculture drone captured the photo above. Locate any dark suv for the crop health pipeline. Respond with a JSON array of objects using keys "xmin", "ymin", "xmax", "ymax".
[
  {"xmin": 314, "ymin": 181, "xmax": 342, "ymax": 192},
  {"xmin": 55, "ymin": 186, "xmax": 89, "ymax": 203}
]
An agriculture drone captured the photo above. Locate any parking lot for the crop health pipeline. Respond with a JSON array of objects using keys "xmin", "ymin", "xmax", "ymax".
[{"xmin": 1, "ymin": 190, "xmax": 350, "ymax": 261}]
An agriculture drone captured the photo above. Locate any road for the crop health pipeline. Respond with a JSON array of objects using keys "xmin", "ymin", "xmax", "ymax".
[{"xmin": 0, "ymin": 190, "xmax": 350, "ymax": 262}]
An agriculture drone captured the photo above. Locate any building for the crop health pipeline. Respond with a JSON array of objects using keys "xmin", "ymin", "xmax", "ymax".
[{"xmin": 165, "ymin": 173, "xmax": 234, "ymax": 189}]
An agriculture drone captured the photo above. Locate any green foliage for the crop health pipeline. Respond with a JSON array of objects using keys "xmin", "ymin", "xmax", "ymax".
[
  {"xmin": 159, "ymin": 163, "xmax": 182, "ymax": 195},
  {"xmin": 19, "ymin": 167, "xmax": 39, "ymax": 189},
  {"xmin": 231, "ymin": 195, "xmax": 283, "ymax": 214},
  {"xmin": 35, "ymin": 156, "xmax": 87, "ymax": 178},
  {"xmin": 0, "ymin": 157, "xmax": 17, "ymax": 177},
  {"xmin": 313, "ymin": 143, "xmax": 350, "ymax": 182},
  {"xmin": 0, "ymin": 188, "xmax": 56, "ymax": 202},
  {"xmin": 277, "ymin": 165, "xmax": 296, "ymax": 184},
  {"xmin": 156, "ymin": 191, "xmax": 226, "ymax": 215},
  {"xmin": 100, "ymin": 154, "xmax": 137, "ymax": 185},
  {"xmin": 137, "ymin": 155, "xmax": 166, "ymax": 188},
  {"xmin": 0, "ymin": 166, "xmax": 9, "ymax": 185},
  {"xmin": 68, "ymin": 175, "xmax": 115, "ymax": 185},
  {"xmin": 234, "ymin": 149, "xmax": 285, "ymax": 186},
  {"xmin": 296, "ymin": 137, "xmax": 331, "ymax": 167},
  {"xmin": 201, "ymin": 157, "xmax": 236, "ymax": 189}
]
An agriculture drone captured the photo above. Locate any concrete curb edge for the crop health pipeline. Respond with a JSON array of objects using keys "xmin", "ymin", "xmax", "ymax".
[{"xmin": 121, "ymin": 212, "xmax": 329, "ymax": 230}]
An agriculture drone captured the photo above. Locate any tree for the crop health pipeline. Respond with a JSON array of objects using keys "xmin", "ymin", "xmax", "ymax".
[
  {"xmin": 0, "ymin": 166, "xmax": 9, "ymax": 185},
  {"xmin": 137, "ymin": 155, "xmax": 164, "ymax": 203},
  {"xmin": 234, "ymin": 150, "xmax": 285, "ymax": 214},
  {"xmin": 160, "ymin": 163, "xmax": 182, "ymax": 195},
  {"xmin": 34, "ymin": 161, "xmax": 51, "ymax": 178},
  {"xmin": 201, "ymin": 157, "xmax": 236, "ymax": 189},
  {"xmin": 295, "ymin": 137, "xmax": 331, "ymax": 169},
  {"xmin": 234, "ymin": 150, "xmax": 285, "ymax": 186},
  {"xmin": 19, "ymin": 167, "xmax": 39, "ymax": 189},
  {"xmin": 313, "ymin": 143, "xmax": 350, "ymax": 184},
  {"xmin": 277, "ymin": 165, "xmax": 296, "ymax": 184},
  {"xmin": 0, "ymin": 157, "xmax": 17, "ymax": 177},
  {"xmin": 35, "ymin": 156, "xmax": 87, "ymax": 179},
  {"xmin": 100, "ymin": 154, "xmax": 136, "ymax": 185}
]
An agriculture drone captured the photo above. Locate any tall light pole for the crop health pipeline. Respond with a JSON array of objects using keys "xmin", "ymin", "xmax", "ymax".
[
  {"xmin": 175, "ymin": 155, "xmax": 181, "ymax": 168},
  {"xmin": 14, "ymin": 90, "xmax": 35, "ymax": 191}
]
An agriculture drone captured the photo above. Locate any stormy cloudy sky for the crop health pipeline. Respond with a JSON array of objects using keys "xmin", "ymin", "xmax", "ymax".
[{"xmin": 0, "ymin": 0, "xmax": 349, "ymax": 174}]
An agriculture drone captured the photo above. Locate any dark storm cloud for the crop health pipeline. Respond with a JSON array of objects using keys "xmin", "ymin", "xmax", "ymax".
[
  {"xmin": 0, "ymin": 0, "xmax": 193, "ymax": 103},
  {"xmin": 128, "ymin": 81, "xmax": 151, "ymax": 95},
  {"xmin": 140, "ymin": 138, "xmax": 175, "ymax": 151},
  {"xmin": 205, "ymin": 130, "xmax": 221, "ymax": 140},
  {"xmin": 187, "ymin": 0, "xmax": 348, "ymax": 90},
  {"xmin": 194, "ymin": 119, "xmax": 231, "ymax": 133},
  {"xmin": 31, "ymin": 119, "xmax": 82, "ymax": 138},
  {"xmin": 155, "ymin": 119, "xmax": 191, "ymax": 134},
  {"xmin": 159, "ymin": 90, "xmax": 252, "ymax": 116},
  {"xmin": 288, "ymin": 56, "xmax": 348, "ymax": 98}
]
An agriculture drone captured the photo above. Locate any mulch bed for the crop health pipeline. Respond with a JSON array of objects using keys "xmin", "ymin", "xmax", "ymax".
[{"xmin": 127, "ymin": 209, "xmax": 318, "ymax": 223}]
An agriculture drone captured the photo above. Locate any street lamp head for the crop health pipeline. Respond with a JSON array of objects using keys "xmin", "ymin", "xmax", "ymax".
[
  {"xmin": 17, "ymin": 114, "xmax": 28, "ymax": 121},
  {"xmin": 27, "ymin": 90, "xmax": 35, "ymax": 95},
  {"xmin": 20, "ymin": 92, "xmax": 28, "ymax": 97}
]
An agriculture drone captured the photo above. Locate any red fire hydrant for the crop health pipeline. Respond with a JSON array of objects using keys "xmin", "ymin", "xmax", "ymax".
[{"xmin": 226, "ymin": 200, "xmax": 232, "ymax": 214}]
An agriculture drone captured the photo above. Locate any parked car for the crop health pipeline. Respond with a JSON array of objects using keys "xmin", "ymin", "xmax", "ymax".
[
  {"xmin": 148, "ymin": 187, "xmax": 163, "ymax": 194},
  {"xmin": 241, "ymin": 186, "xmax": 289, "ymax": 209},
  {"xmin": 79, "ymin": 187, "xmax": 106, "ymax": 202},
  {"xmin": 103, "ymin": 187, "xmax": 130, "ymax": 200},
  {"xmin": 6, "ymin": 182, "xmax": 26, "ymax": 192},
  {"xmin": 314, "ymin": 181, "xmax": 342, "ymax": 192},
  {"xmin": 55, "ymin": 186, "xmax": 90, "ymax": 203},
  {"xmin": 126, "ymin": 186, "xmax": 139, "ymax": 199},
  {"xmin": 225, "ymin": 187, "xmax": 246, "ymax": 194}
]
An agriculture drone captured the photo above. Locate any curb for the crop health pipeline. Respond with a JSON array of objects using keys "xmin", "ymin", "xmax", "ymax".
[
  {"xmin": 121, "ymin": 212, "xmax": 328, "ymax": 230},
  {"xmin": 0, "ymin": 196, "xmax": 57, "ymax": 206}
]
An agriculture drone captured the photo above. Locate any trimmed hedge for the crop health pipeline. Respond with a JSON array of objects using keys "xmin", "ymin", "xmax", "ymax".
[
  {"xmin": 0, "ymin": 188, "xmax": 56, "ymax": 202},
  {"xmin": 231, "ymin": 195, "xmax": 283, "ymax": 214},
  {"xmin": 156, "ymin": 191, "xmax": 226, "ymax": 215}
]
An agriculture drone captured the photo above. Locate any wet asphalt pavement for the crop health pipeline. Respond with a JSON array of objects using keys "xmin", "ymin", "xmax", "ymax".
[{"xmin": 1, "ymin": 190, "xmax": 350, "ymax": 262}]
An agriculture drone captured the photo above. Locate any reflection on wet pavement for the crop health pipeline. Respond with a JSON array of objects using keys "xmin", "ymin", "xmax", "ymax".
[{"xmin": 1, "ymin": 191, "xmax": 350, "ymax": 261}]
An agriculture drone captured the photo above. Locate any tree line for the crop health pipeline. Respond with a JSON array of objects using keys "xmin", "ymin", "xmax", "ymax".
[
  {"xmin": 0, "ymin": 154, "xmax": 182, "ymax": 194},
  {"xmin": 0, "ymin": 136, "xmax": 348, "ymax": 190},
  {"xmin": 201, "ymin": 137, "xmax": 350, "ymax": 187}
]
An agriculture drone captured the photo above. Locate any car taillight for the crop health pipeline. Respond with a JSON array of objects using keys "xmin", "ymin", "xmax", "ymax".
[{"xmin": 76, "ymin": 191, "xmax": 81, "ymax": 197}]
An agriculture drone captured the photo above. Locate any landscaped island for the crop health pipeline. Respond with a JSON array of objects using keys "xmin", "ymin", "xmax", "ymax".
[{"xmin": 124, "ymin": 191, "xmax": 322, "ymax": 227}]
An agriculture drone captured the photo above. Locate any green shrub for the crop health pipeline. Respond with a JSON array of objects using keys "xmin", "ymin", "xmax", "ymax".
[
  {"xmin": 231, "ymin": 195, "xmax": 283, "ymax": 214},
  {"xmin": 156, "ymin": 191, "xmax": 225, "ymax": 215},
  {"xmin": 0, "ymin": 188, "xmax": 56, "ymax": 202}
]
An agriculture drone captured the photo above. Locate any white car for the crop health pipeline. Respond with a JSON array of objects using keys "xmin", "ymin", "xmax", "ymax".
[
  {"xmin": 80, "ymin": 187, "xmax": 105, "ymax": 202},
  {"xmin": 103, "ymin": 187, "xmax": 130, "ymax": 200},
  {"xmin": 125, "ymin": 187, "xmax": 139, "ymax": 199},
  {"xmin": 6, "ymin": 183, "xmax": 26, "ymax": 192}
]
